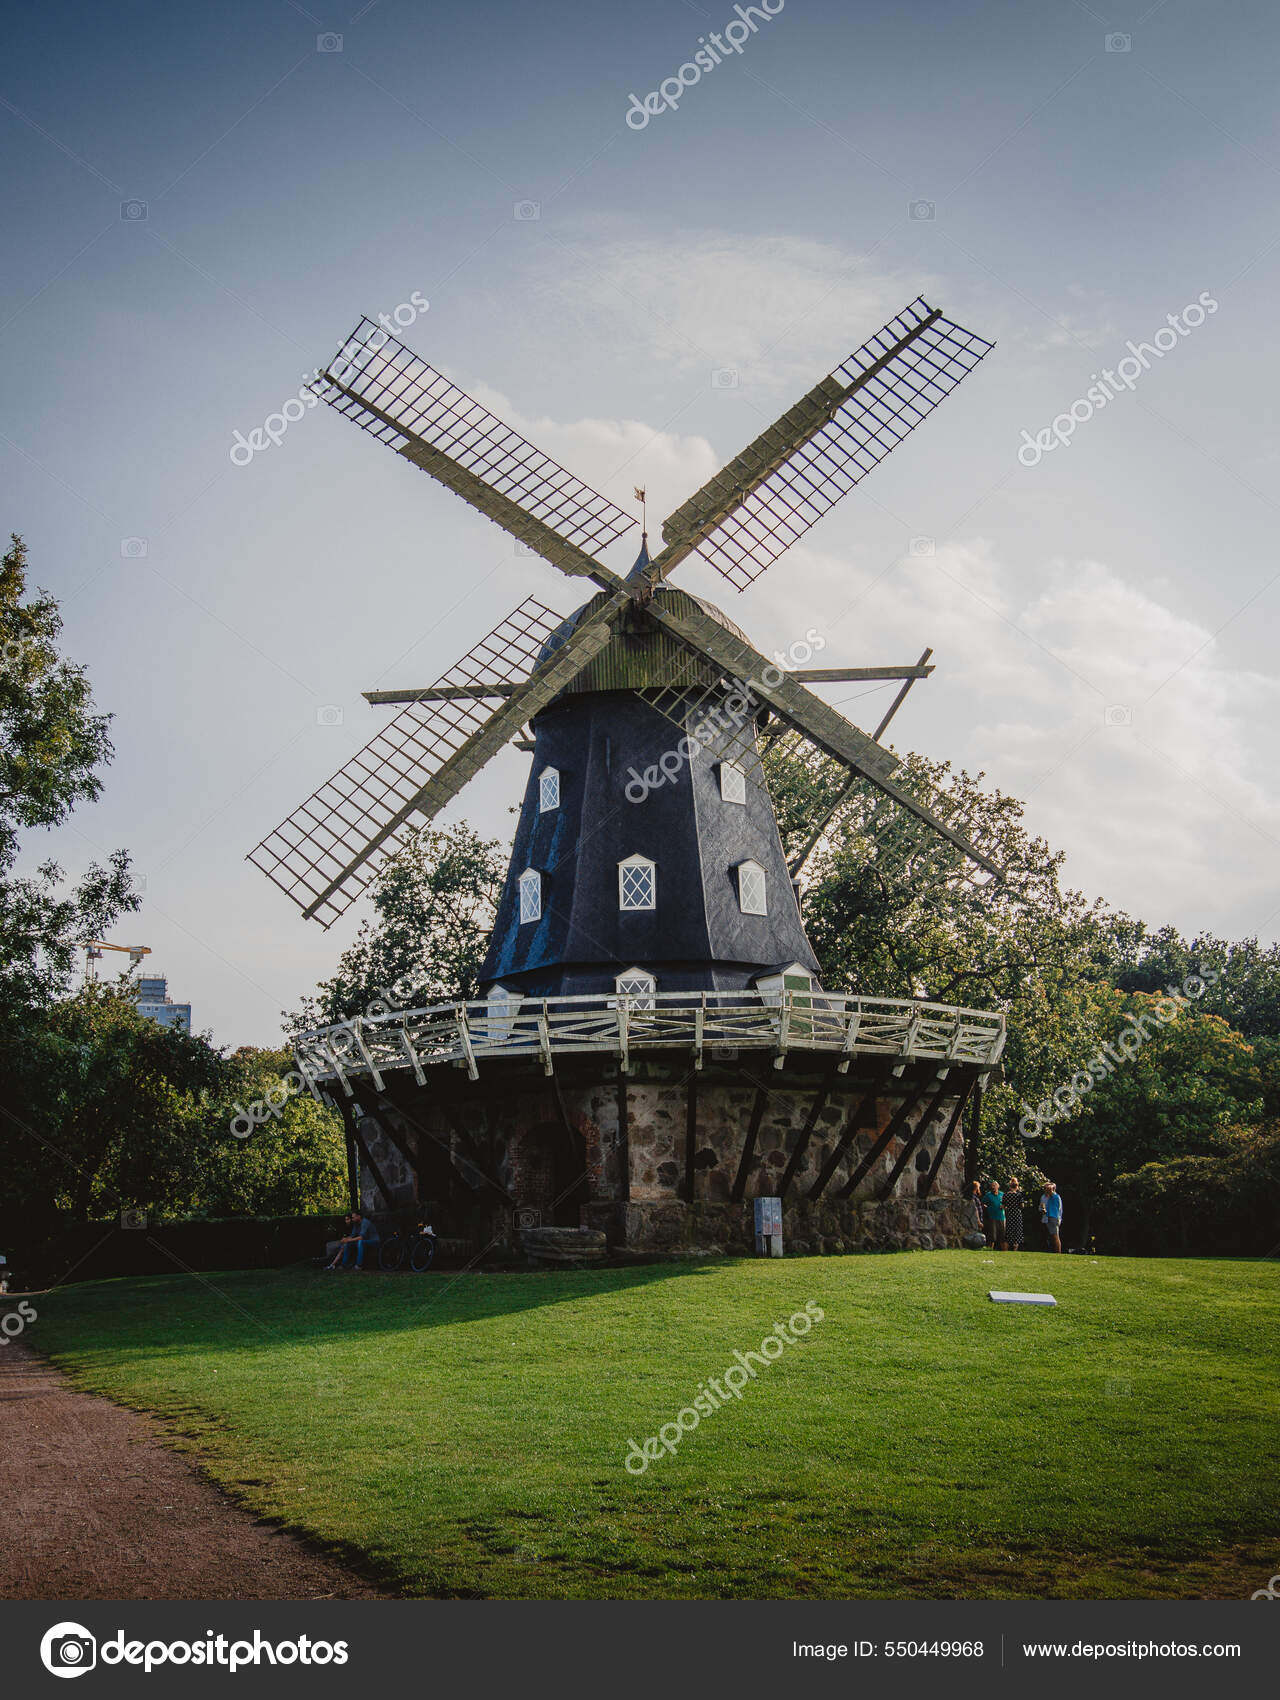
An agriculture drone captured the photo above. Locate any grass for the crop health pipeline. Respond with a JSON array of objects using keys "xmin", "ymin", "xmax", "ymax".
[{"xmin": 30, "ymin": 1251, "xmax": 1279, "ymax": 1599}]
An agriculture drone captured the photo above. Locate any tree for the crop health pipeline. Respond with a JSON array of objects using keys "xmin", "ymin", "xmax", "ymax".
[
  {"xmin": 196, "ymin": 1046, "xmax": 347, "ymax": 1218},
  {"xmin": 0, "ymin": 536, "xmax": 136, "ymax": 1020},
  {"xmin": 1108, "ymin": 921, "xmax": 1280, "ymax": 1039},
  {"xmin": 1, "ymin": 981, "xmax": 226, "ymax": 1244},
  {"xmin": 1024, "ymin": 993, "xmax": 1264, "ymax": 1241},
  {"xmin": 289, "ymin": 823, "xmax": 506, "ymax": 1032}
]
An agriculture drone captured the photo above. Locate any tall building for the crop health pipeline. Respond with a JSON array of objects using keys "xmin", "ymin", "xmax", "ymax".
[{"xmin": 135, "ymin": 976, "xmax": 191, "ymax": 1032}]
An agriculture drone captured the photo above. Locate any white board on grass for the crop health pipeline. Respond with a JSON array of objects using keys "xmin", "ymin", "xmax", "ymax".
[{"xmin": 989, "ymin": 1290, "xmax": 1056, "ymax": 1306}]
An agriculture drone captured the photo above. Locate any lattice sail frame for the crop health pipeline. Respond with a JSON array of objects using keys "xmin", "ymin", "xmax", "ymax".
[
  {"xmin": 316, "ymin": 320, "xmax": 635, "ymax": 559},
  {"xmin": 663, "ymin": 298, "xmax": 994, "ymax": 591},
  {"xmin": 248, "ymin": 598, "xmax": 565, "ymax": 927}
]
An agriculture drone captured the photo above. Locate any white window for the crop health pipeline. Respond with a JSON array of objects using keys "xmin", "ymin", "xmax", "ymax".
[
  {"xmin": 719, "ymin": 761, "xmax": 747, "ymax": 804},
  {"xmin": 614, "ymin": 968, "xmax": 656, "ymax": 1009},
  {"xmin": 618, "ymin": 853, "xmax": 656, "ymax": 911},
  {"xmin": 518, "ymin": 867, "xmax": 542, "ymax": 924},
  {"xmin": 737, "ymin": 859, "xmax": 767, "ymax": 916},
  {"xmin": 487, "ymin": 983, "xmax": 521, "ymax": 1042},
  {"xmin": 538, "ymin": 766, "xmax": 560, "ymax": 813}
]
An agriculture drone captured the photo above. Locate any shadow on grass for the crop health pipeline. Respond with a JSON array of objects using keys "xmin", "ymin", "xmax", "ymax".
[{"xmin": 33, "ymin": 1258, "xmax": 737, "ymax": 1363}]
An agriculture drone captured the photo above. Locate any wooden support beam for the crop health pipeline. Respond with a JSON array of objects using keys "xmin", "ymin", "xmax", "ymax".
[
  {"xmin": 616, "ymin": 1074, "xmax": 630, "ymax": 1201},
  {"xmin": 787, "ymin": 648, "xmax": 935, "ymax": 880},
  {"xmin": 455, "ymin": 1006, "xmax": 479, "ymax": 1081},
  {"xmin": 683, "ymin": 1069, "xmax": 698, "ymax": 1201},
  {"xmin": 337, "ymin": 1098, "xmax": 361, "ymax": 1211},
  {"xmin": 344, "ymin": 1020, "xmax": 384, "ymax": 1091},
  {"xmin": 778, "ymin": 1070, "xmax": 836, "ymax": 1198},
  {"xmin": 807, "ymin": 1085, "xmax": 879, "ymax": 1199},
  {"xmin": 364, "ymin": 683, "xmax": 520, "ymax": 704},
  {"xmin": 436, "ymin": 1097, "xmax": 516, "ymax": 1204},
  {"xmin": 964, "ymin": 1080, "xmax": 984, "ymax": 1191},
  {"xmin": 836, "ymin": 1082, "xmax": 927, "ymax": 1200},
  {"xmin": 919, "ymin": 1078, "xmax": 974, "ymax": 1200},
  {"xmin": 878, "ymin": 1077, "xmax": 954, "ymax": 1201},
  {"xmin": 790, "ymin": 665, "xmax": 934, "ymax": 683},
  {"xmin": 360, "ymin": 1090, "xmax": 423, "ymax": 1185},
  {"xmin": 346, "ymin": 1110, "xmax": 397, "ymax": 1212},
  {"xmin": 730, "ymin": 1076, "xmax": 770, "ymax": 1202}
]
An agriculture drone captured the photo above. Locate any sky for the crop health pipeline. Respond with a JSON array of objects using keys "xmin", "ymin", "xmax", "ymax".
[{"xmin": 3, "ymin": 0, "xmax": 1279, "ymax": 1048}]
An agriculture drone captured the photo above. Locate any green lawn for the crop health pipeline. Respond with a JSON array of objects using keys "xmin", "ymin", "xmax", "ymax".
[{"xmin": 30, "ymin": 1252, "xmax": 1279, "ymax": 1599}]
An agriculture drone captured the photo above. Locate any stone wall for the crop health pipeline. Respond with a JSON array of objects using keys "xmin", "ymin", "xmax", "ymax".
[{"xmin": 351, "ymin": 1054, "xmax": 973, "ymax": 1256}]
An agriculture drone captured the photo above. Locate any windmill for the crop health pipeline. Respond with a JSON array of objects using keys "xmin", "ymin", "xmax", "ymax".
[
  {"xmin": 250, "ymin": 297, "xmax": 1006, "ymax": 1257},
  {"xmin": 250, "ymin": 297, "xmax": 997, "ymax": 937}
]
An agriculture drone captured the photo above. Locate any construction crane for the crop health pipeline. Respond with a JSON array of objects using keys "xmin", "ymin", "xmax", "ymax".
[{"xmin": 82, "ymin": 940, "xmax": 151, "ymax": 982}]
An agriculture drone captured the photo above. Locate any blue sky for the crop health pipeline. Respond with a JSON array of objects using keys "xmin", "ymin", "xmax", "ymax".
[{"xmin": 4, "ymin": 0, "xmax": 1280, "ymax": 1045}]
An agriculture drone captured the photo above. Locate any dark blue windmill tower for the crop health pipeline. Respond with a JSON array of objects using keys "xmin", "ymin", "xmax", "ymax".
[{"xmin": 253, "ymin": 299, "xmax": 1007, "ymax": 1258}]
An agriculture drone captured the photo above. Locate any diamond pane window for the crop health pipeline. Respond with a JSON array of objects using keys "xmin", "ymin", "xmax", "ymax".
[
  {"xmin": 737, "ymin": 859, "xmax": 767, "ymax": 916},
  {"xmin": 538, "ymin": 767, "xmax": 560, "ymax": 813},
  {"xmin": 518, "ymin": 867, "xmax": 542, "ymax": 924},
  {"xmin": 615, "ymin": 968, "xmax": 656, "ymax": 1009},
  {"xmin": 719, "ymin": 761, "xmax": 747, "ymax": 804},
  {"xmin": 618, "ymin": 854, "xmax": 656, "ymax": 911}
]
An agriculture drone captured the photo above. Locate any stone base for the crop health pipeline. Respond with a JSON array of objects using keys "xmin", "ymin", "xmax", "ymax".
[
  {"xmin": 608, "ymin": 1196, "xmax": 967, "ymax": 1256},
  {"xmin": 348, "ymin": 1050, "xmax": 979, "ymax": 1262}
]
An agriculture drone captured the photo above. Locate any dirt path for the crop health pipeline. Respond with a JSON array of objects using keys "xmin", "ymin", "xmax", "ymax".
[{"xmin": 0, "ymin": 1344, "xmax": 383, "ymax": 1600}]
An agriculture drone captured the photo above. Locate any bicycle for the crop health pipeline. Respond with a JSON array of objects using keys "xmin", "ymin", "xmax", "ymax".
[{"xmin": 377, "ymin": 1222, "xmax": 438, "ymax": 1272}]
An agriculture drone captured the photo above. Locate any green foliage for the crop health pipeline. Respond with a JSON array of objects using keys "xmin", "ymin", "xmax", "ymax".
[
  {"xmin": 0, "ymin": 988, "xmax": 348, "ymax": 1244},
  {"xmin": 289, "ymin": 823, "xmax": 506, "ymax": 1031},
  {"xmin": 0, "ymin": 981, "xmax": 226, "ymax": 1240},
  {"xmin": 1109, "ymin": 922, "xmax": 1280, "ymax": 1038},
  {"xmin": 1108, "ymin": 1123, "xmax": 1280, "ymax": 1255},
  {"xmin": 1028, "ymin": 994, "xmax": 1264, "ymax": 1199},
  {"xmin": 0, "ymin": 535, "xmax": 136, "ymax": 1019},
  {"xmin": 208, "ymin": 1047, "xmax": 347, "ymax": 1218}
]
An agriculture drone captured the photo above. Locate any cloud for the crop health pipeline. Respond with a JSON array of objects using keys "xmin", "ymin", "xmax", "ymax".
[
  {"xmin": 547, "ymin": 231, "xmax": 933, "ymax": 390},
  {"xmin": 789, "ymin": 538, "xmax": 1280, "ymax": 931}
]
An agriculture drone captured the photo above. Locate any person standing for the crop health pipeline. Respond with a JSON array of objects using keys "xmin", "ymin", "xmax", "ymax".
[
  {"xmin": 1040, "ymin": 1181, "xmax": 1063, "ymax": 1252},
  {"xmin": 1004, "ymin": 1178, "xmax": 1024, "ymax": 1250},
  {"xmin": 981, "ymin": 1181, "xmax": 1006, "ymax": 1250}
]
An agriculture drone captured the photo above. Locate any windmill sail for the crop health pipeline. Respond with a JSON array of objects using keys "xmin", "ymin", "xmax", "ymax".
[
  {"xmin": 249, "ymin": 598, "xmax": 570, "ymax": 927},
  {"xmin": 661, "ymin": 298, "xmax": 994, "ymax": 591},
  {"xmin": 317, "ymin": 320, "xmax": 635, "ymax": 567}
]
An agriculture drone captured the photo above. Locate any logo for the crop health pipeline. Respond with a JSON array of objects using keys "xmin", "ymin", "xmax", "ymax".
[
  {"xmin": 1252, "ymin": 1572, "xmax": 1280, "ymax": 1600},
  {"xmin": 41, "ymin": 1624, "xmax": 350, "ymax": 1674},
  {"xmin": 41, "ymin": 1623, "xmax": 97, "ymax": 1678}
]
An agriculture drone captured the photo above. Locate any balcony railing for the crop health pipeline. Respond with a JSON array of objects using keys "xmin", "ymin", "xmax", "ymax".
[{"xmin": 295, "ymin": 990, "xmax": 1006, "ymax": 1093}]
